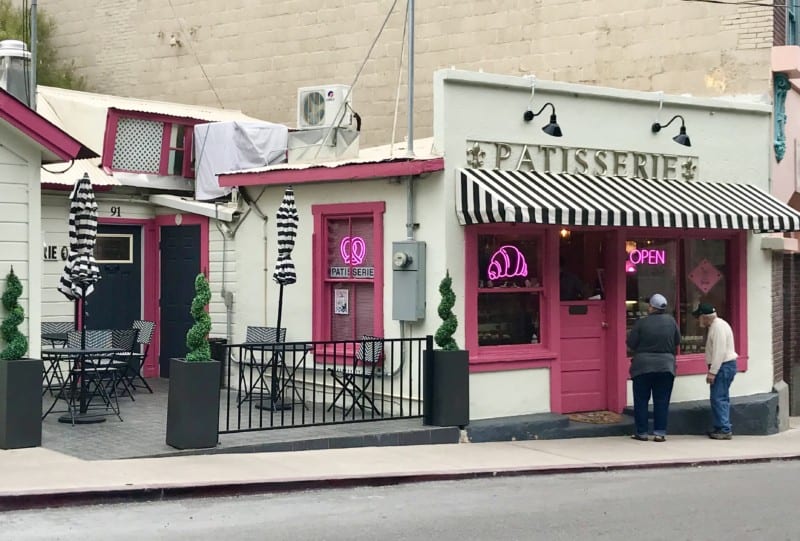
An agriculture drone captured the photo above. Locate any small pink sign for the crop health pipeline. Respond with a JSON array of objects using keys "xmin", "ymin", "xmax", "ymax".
[
  {"xmin": 688, "ymin": 258, "xmax": 722, "ymax": 294},
  {"xmin": 340, "ymin": 236, "xmax": 366, "ymax": 265}
]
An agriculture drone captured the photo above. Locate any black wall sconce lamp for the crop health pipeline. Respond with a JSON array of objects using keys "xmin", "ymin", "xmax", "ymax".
[
  {"xmin": 651, "ymin": 114, "xmax": 691, "ymax": 147},
  {"xmin": 523, "ymin": 102, "xmax": 563, "ymax": 137}
]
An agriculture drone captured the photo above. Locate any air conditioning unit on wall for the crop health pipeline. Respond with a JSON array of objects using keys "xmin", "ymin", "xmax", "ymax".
[{"xmin": 296, "ymin": 84, "xmax": 352, "ymax": 129}]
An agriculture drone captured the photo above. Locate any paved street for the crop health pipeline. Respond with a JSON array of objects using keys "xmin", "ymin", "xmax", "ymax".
[{"xmin": 4, "ymin": 461, "xmax": 799, "ymax": 541}]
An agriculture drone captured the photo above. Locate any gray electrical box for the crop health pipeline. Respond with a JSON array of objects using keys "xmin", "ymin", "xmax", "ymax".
[{"xmin": 392, "ymin": 240, "xmax": 426, "ymax": 321}]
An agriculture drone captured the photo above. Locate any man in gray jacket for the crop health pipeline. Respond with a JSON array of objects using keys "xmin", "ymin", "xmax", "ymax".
[{"xmin": 626, "ymin": 293, "xmax": 681, "ymax": 442}]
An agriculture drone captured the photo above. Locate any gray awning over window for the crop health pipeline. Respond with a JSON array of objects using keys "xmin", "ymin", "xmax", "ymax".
[{"xmin": 456, "ymin": 168, "xmax": 800, "ymax": 232}]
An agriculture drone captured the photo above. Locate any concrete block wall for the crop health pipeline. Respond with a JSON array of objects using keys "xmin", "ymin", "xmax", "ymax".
[{"xmin": 40, "ymin": 0, "xmax": 774, "ymax": 146}]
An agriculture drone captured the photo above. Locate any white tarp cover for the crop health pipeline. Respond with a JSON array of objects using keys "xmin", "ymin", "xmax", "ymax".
[{"xmin": 194, "ymin": 120, "xmax": 288, "ymax": 200}]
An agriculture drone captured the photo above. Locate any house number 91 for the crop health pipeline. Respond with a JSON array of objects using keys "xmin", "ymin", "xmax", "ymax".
[{"xmin": 110, "ymin": 206, "xmax": 121, "ymax": 216}]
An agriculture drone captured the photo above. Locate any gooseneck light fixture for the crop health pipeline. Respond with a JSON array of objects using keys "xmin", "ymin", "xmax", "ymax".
[
  {"xmin": 651, "ymin": 114, "xmax": 691, "ymax": 147},
  {"xmin": 523, "ymin": 102, "xmax": 563, "ymax": 137}
]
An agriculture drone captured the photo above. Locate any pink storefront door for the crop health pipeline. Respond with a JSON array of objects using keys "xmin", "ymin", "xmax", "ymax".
[{"xmin": 559, "ymin": 301, "xmax": 608, "ymax": 413}]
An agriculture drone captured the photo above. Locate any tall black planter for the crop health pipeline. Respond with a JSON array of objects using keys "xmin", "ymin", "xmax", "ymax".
[
  {"xmin": 424, "ymin": 349, "xmax": 470, "ymax": 427},
  {"xmin": 0, "ymin": 359, "xmax": 43, "ymax": 449},
  {"xmin": 166, "ymin": 358, "xmax": 221, "ymax": 450}
]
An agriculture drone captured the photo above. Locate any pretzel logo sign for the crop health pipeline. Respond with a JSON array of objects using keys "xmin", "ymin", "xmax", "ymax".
[{"xmin": 340, "ymin": 236, "xmax": 366, "ymax": 265}]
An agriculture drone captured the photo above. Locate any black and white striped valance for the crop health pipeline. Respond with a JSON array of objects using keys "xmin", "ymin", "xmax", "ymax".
[{"xmin": 456, "ymin": 168, "xmax": 800, "ymax": 232}]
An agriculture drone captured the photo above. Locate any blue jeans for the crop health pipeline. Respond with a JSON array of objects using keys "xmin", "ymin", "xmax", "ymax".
[
  {"xmin": 632, "ymin": 372, "xmax": 675, "ymax": 436},
  {"xmin": 710, "ymin": 360, "xmax": 737, "ymax": 433}
]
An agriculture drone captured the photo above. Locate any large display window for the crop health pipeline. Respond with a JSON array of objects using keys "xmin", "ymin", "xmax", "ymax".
[
  {"xmin": 625, "ymin": 236, "xmax": 732, "ymax": 356},
  {"xmin": 477, "ymin": 234, "xmax": 543, "ymax": 346}
]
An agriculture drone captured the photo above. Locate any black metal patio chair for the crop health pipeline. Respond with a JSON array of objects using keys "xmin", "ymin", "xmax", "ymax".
[
  {"xmin": 66, "ymin": 329, "xmax": 126, "ymax": 421},
  {"xmin": 237, "ymin": 326, "xmax": 286, "ymax": 405},
  {"xmin": 327, "ymin": 335, "xmax": 384, "ymax": 417},
  {"xmin": 107, "ymin": 328, "xmax": 143, "ymax": 400},
  {"xmin": 116, "ymin": 320, "xmax": 156, "ymax": 395},
  {"xmin": 41, "ymin": 321, "xmax": 74, "ymax": 396}
]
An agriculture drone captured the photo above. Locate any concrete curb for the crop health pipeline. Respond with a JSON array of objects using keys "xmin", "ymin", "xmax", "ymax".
[{"xmin": 2, "ymin": 452, "xmax": 799, "ymax": 511}]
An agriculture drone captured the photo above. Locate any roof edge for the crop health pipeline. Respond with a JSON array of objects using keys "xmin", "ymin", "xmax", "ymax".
[
  {"xmin": 219, "ymin": 157, "xmax": 444, "ymax": 187},
  {"xmin": 0, "ymin": 88, "xmax": 98, "ymax": 162}
]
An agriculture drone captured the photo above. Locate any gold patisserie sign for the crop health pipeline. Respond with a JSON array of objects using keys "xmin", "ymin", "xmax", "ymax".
[{"xmin": 466, "ymin": 140, "xmax": 699, "ymax": 181}]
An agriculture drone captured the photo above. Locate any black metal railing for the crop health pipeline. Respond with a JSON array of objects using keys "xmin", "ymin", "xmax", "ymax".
[{"xmin": 219, "ymin": 336, "xmax": 431, "ymax": 433}]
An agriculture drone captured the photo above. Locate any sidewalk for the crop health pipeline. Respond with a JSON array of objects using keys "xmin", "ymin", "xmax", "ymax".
[{"xmin": 2, "ymin": 419, "xmax": 800, "ymax": 510}]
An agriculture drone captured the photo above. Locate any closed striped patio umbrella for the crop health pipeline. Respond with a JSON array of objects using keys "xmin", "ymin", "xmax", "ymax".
[
  {"xmin": 273, "ymin": 186, "xmax": 298, "ymax": 286},
  {"xmin": 58, "ymin": 173, "xmax": 101, "ymax": 335},
  {"xmin": 262, "ymin": 186, "xmax": 298, "ymax": 410}
]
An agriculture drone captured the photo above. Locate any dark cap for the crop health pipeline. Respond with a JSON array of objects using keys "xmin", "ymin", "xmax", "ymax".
[{"xmin": 692, "ymin": 303, "xmax": 716, "ymax": 317}]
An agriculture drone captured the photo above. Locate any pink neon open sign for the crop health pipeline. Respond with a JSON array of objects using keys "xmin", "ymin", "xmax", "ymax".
[
  {"xmin": 628, "ymin": 249, "xmax": 666, "ymax": 265},
  {"xmin": 340, "ymin": 236, "xmax": 366, "ymax": 265},
  {"xmin": 487, "ymin": 245, "xmax": 528, "ymax": 280}
]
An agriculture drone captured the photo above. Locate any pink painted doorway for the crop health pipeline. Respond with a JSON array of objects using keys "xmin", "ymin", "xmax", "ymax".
[
  {"xmin": 557, "ymin": 230, "xmax": 615, "ymax": 413},
  {"xmin": 559, "ymin": 301, "xmax": 608, "ymax": 412}
]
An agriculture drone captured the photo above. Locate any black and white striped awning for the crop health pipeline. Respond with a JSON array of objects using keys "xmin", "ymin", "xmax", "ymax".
[{"xmin": 456, "ymin": 168, "xmax": 800, "ymax": 232}]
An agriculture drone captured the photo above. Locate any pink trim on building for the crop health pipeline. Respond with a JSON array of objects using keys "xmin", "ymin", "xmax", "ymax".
[
  {"xmin": 463, "ymin": 222, "xmax": 747, "ymax": 414},
  {"xmin": 99, "ymin": 217, "xmax": 160, "ymax": 377},
  {"xmin": 218, "ymin": 157, "xmax": 444, "ymax": 187},
  {"xmin": 311, "ymin": 201, "xmax": 385, "ymax": 342},
  {"xmin": 0, "ymin": 88, "xmax": 96, "ymax": 162},
  {"xmin": 153, "ymin": 213, "xmax": 210, "ymax": 376},
  {"xmin": 101, "ymin": 109, "xmax": 206, "ymax": 176}
]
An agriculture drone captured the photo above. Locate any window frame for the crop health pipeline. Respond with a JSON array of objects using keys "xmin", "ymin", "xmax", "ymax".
[
  {"xmin": 311, "ymin": 201, "xmax": 385, "ymax": 342},
  {"xmin": 465, "ymin": 224, "xmax": 558, "ymax": 371},
  {"xmin": 624, "ymin": 229, "xmax": 747, "ymax": 376},
  {"xmin": 102, "ymin": 109, "xmax": 199, "ymax": 178}
]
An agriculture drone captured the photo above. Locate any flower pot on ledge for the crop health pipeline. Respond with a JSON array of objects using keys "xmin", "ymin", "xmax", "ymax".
[
  {"xmin": 0, "ymin": 358, "xmax": 44, "ymax": 449},
  {"xmin": 166, "ymin": 358, "xmax": 221, "ymax": 450}
]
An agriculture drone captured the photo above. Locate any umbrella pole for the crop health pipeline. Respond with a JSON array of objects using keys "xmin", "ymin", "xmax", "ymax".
[
  {"xmin": 79, "ymin": 283, "xmax": 88, "ymax": 414},
  {"xmin": 269, "ymin": 283, "xmax": 285, "ymax": 408},
  {"xmin": 73, "ymin": 300, "xmax": 79, "ymax": 331}
]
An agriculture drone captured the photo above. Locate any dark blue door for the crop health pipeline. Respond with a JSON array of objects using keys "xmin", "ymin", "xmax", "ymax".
[
  {"xmin": 86, "ymin": 225, "xmax": 142, "ymax": 331},
  {"xmin": 159, "ymin": 224, "xmax": 201, "ymax": 377}
]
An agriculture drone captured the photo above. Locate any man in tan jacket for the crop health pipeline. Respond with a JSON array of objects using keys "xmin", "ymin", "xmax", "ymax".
[{"xmin": 693, "ymin": 303, "xmax": 737, "ymax": 440}]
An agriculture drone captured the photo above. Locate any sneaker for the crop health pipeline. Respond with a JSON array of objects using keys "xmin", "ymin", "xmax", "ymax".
[
  {"xmin": 708, "ymin": 431, "xmax": 732, "ymax": 440},
  {"xmin": 631, "ymin": 434, "xmax": 649, "ymax": 441},
  {"xmin": 653, "ymin": 435, "xmax": 666, "ymax": 442}
]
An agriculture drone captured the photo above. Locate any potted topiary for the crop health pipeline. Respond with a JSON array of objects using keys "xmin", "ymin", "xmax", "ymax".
[
  {"xmin": 0, "ymin": 267, "xmax": 43, "ymax": 449},
  {"xmin": 166, "ymin": 273, "xmax": 220, "ymax": 449},
  {"xmin": 424, "ymin": 270, "xmax": 469, "ymax": 427}
]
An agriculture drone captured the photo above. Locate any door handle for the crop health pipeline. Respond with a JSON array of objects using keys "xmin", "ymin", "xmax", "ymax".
[{"xmin": 601, "ymin": 322, "xmax": 609, "ymax": 328}]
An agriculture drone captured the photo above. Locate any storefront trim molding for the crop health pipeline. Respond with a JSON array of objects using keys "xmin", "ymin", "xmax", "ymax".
[
  {"xmin": 774, "ymin": 73, "xmax": 791, "ymax": 163},
  {"xmin": 761, "ymin": 235, "xmax": 800, "ymax": 253},
  {"xmin": 469, "ymin": 354, "xmax": 556, "ymax": 372},
  {"xmin": 438, "ymin": 69, "xmax": 772, "ymax": 115},
  {"xmin": 219, "ymin": 157, "xmax": 444, "ymax": 187}
]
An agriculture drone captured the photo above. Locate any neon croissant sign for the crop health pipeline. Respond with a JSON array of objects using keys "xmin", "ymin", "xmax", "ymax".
[{"xmin": 487, "ymin": 245, "xmax": 528, "ymax": 280}]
